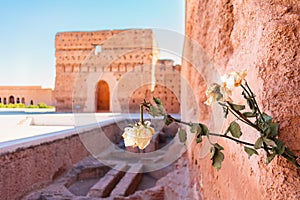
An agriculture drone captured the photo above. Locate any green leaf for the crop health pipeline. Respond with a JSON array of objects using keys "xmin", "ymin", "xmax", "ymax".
[
  {"xmin": 261, "ymin": 123, "xmax": 271, "ymax": 137},
  {"xmin": 153, "ymin": 97, "xmax": 162, "ymax": 105},
  {"xmin": 196, "ymin": 136, "xmax": 202, "ymax": 143},
  {"xmin": 157, "ymin": 104, "xmax": 165, "ymax": 114},
  {"xmin": 212, "ymin": 150, "xmax": 224, "ymax": 171},
  {"xmin": 246, "ymin": 99, "xmax": 256, "ymax": 111},
  {"xmin": 229, "ymin": 102, "xmax": 245, "ymax": 111},
  {"xmin": 152, "ymin": 97, "xmax": 165, "ymax": 114},
  {"xmin": 281, "ymin": 148, "xmax": 298, "ymax": 166},
  {"xmin": 259, "ymin": 113, "xmax": 273, "ymax": 123},
  {"xmin": 178, "ymin": 128, "xmax": 187, "ymax": 143},
  {"xmin": 274, "ymin": 139, "xmax": 285, "ymax": 155},
  {"xmin": 244, "ymin": 146, "xmax": 258, "ymax": 158},
  {"xmin": 214, "ymin": 143, "xmax": 224, "ymax": 150},
  {"xmin": 254, "ymin": 137, "xmax": 263, "ymax": 149},
  {"xmin": 227, "ymin": 121, "xmax": 242, "ymax": 138},
  {"xmin": 190, "ymin": 123, "xmax": 202, "ymax": 134},
  {"xmin": 163, "ymin": 115, "xmax": 173, "ymax": 126},
  {"xmin": 269, "ymin": 122, "xmax": 279, "ymax": 137},
  {"xmin": 199, "ymin": 124, "xmax": 209, "ymax": 136},
  {"xmin": 266, "ymin": 153, "xmax": 276, "ymax": 164},
  {"xmin": 149, "ymin": 106, "xmax": 163, "ymax": 117},
  {"xmin": 210, "ymin": 144, "xmax": 225, "ymax": 170},
  {"xmin": 243, "ymin": 112, "xmax": 257, "ymax": 118},
  {"xmin": 192, "ymin": 123, "xmax": 203, "ymax": 143},
  {"xmin": 210, "ymin": 146, "xmax": 216, "ymax": 159},
  {"xmin": 263, "ymin": 138, "xmax": 277, "ymax": 148}
]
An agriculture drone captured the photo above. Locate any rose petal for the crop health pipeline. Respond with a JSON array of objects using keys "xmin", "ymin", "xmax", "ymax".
[{"xmin": 122, "ymin": 123, "xmax": 155, "ymax": 149}]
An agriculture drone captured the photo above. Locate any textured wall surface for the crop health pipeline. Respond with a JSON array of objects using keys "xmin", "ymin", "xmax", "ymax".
[
  {"xmin": 0, "ymin": 135, "xmax": 89, "ymax": 200},
  {"xmin": 183, "ymin": 0, "xmax": 300, "ymax": 199}
]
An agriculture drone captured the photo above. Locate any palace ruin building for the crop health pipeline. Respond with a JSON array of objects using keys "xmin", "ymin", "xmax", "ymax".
[
  {"xmin": 0, "ymin": 86, "xmax": 53, "ymax": 106},
  {"xmin": 54, "ymin": 29, "xmax": 181, "ymax": 113}
]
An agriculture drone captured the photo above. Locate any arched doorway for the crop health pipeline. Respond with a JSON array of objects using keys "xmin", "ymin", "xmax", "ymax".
[
  {"xmin": 9, "ymin": 96, "xmax": 15, "ymax": 104},
  {"xmin": 96, "ymin": 80, "xmax": 110, "ymax": 112}
]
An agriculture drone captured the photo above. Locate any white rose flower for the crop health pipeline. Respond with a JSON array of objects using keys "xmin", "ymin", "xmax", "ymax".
[
  {"xmin": 205, "ymin": 70, "xmax": 247, "ymax": 105},
  {"xmin": 204, "ymin": 83, "xmax": 232, "ymax": 105},
  {"xmin": 122, "ymin": 121, "xmax": 155, "ymax": 149},
  {"xmin": 222, "ymin": 70, "xmax": 247, "ymax": 89}
]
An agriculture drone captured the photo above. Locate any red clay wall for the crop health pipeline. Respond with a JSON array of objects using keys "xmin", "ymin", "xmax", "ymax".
[
  {"xmin": 183, "ymin": 0, "xmax": 300, "ymax": 199},
  {"xmin": 0, "ymin": 121, "xmax": 124, "ymax": 199},
  {"xmin": 0, "ymin": 135, "xmax": 89, "ymax": 200}
]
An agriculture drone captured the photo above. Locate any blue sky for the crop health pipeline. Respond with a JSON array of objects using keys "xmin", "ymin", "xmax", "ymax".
[{"xmin": 0, "ymin": 0, "xmax": 185, "ymax": 89}]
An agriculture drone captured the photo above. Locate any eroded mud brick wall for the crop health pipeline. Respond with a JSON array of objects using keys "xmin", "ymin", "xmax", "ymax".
[
  {"xmin": 129, "ymin": 59, "xmax": 181, "ymax": 114},
  {"xmin": 54, "ymin": 29, "xmax": 148, "ymax": 112},
  {"xmin": 183, "ymin": 0, "xmax": 300, "ymax": 199},
  {"xmin": 54, "ymin": 29, "xmax": 181, "ymax": 113}
]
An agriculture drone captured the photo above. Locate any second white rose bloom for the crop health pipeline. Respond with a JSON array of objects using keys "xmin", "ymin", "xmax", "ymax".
[
  {"xmin": 205, "ymin": 70, "xmax": 247, "ymax": 105},
  {"xmin": 221, "ymin": 70, "xmax": 247, "ymax": 89},
  {"xmin": 122, "ymin": 121, "xmax": 155, "ymax": 149}
]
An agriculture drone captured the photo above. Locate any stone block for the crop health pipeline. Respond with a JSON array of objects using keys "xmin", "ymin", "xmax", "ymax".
[
  {"xmin": 87, "ymin": 163, "xmax": 127, "ymax": 198},
  {"xmin": 110, "ymin": 164, "xmax": 143, "ymax": 197}
]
